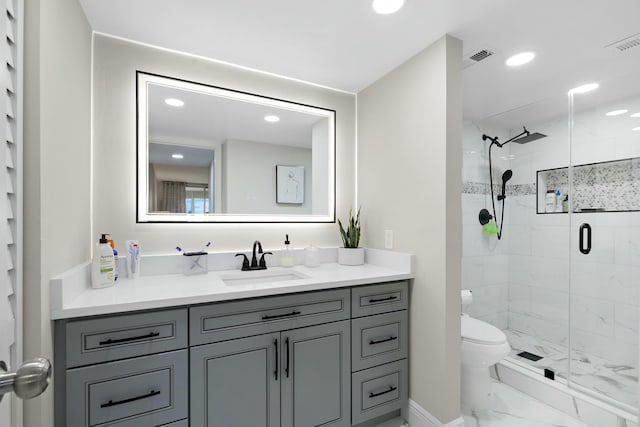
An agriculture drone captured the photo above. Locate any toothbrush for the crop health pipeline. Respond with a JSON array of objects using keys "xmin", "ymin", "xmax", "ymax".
[{"xmin": 199, "ymin": 242, "xmax": 211, "ymax": 253}]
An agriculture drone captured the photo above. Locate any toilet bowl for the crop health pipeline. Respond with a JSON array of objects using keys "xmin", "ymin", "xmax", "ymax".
[{"xmin": 460, "ymin": 313, "xmax": 511, "ymax": 411}]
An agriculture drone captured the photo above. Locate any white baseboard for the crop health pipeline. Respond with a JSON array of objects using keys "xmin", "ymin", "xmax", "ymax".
[{"xmin": 407, "ymin": 400, "xmax": 464, "ymax": 427}]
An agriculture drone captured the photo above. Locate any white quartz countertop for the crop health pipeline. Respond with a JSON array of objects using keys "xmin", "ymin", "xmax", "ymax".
[{"xmin": 51, "ymin": 248, "xmax": 413, "ymax": 319}]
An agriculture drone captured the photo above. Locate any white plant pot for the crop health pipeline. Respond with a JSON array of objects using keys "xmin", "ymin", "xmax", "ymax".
[{"xmin": 338, "ymin": 247, "xmax": 365, "ymax": 266}]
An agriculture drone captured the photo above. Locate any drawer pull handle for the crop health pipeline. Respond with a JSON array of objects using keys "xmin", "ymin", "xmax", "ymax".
[
  {"xmin": 99, "ymin": 332, "xmax": 160, "ymax": 346},
  {"xmin": 368, "ymin": 296, "xmax": 397, "ymax": 304},
  {"xmin": 100, "ymin": 390, "xmax": 160, "ymax": 408},
  {"xmin": 369, "ymin": 386, "xmax": 397, "ymax": 398},
  {"xmin": 285, "ymin": 337, "xmax": 290, "ymax": 378},
  {"xmin": 261, "ymin": 311, "xmax": 301, "ymax": 320},
  {"xmin": 369, "ymin": 336, "xmax": 398, "ymax": 345}
]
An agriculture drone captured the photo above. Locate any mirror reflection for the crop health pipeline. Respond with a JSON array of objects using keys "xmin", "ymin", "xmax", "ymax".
[{"xmin": 137, "ymin": 72, "xmax": 335, "ymax": 222}]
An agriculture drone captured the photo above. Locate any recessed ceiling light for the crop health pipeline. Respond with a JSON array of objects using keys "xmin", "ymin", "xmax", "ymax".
[
  {"xmin": 171, "ymin": 153, "xmax": 184, "ymax": 159},
  {"xmin": 633, "ymin": 126, "xmax": 640, "ymax": 131},
  {"xmin": 631, "ymin": 112, "xmax": 640, "ymax": 118},
  {"xmin": 372, "ymin": 0, "xmax": 404, "ymax": 15},
  {"xmin": 264, "ymin": 115, "xmax": 280, "ymax": 123},
  {"xmin": 605, "ymin": 109, "xmax": 628, "ymax": 116},
  {"xmin": 506, "ymin": 52, "xmax": 535, "ymax": 67},
  {"xmin": 569, "ymin": 83, "xmax": 599, "ymax": 94},
  {"xmin": 165, "ymin": 98, "xmax": 184, "ymax": 107}
]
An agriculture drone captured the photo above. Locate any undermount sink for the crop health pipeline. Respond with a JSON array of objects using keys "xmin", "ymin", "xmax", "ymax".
[{"xmin": 219, "ymin": 269, "xmax": 309, "ymax": 286}]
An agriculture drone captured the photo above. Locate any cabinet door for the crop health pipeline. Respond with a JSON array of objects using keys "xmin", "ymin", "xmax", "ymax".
[
  {"xmin": 281, "ymin": 320, "xmax": 350, "ymax": 427},
  {"xmin": 190, "ymin": 333, "xmax": 280, "ymax": 427}
]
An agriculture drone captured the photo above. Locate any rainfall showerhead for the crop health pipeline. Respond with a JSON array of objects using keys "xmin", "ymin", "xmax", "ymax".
[{"xmin": 512, "ymin": 132, "xmax": 547, "ymax": 144}]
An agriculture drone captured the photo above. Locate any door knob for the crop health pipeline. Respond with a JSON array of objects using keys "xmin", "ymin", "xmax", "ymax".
[{"xmin": 0, "ymin": 357, "xmax": 51, "ymax": 401}]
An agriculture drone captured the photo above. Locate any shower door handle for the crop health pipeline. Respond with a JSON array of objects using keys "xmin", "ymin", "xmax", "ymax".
[{"xmin": 579, "ymin": 223, "xmax": 591, "ymax": 255}]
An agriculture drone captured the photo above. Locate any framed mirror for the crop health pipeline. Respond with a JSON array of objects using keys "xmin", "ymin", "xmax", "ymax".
[{"xmin": 137, "ymin": 72, "xmax": 336, "ymax": 223}]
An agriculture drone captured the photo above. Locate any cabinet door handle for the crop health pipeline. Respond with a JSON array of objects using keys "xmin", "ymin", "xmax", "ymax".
[
  {"xmin": 369, "ymin": 336, "xmax": 398, "ymax": 345},
  {"xmin": 368, "ymin": 295, "xmax": 397, "ymax": 304},
  {"xmin": 262, "ymin": 311, "xmax": 301, "ymax": 320},
  {"xmin": 274, "ymin": 339, "xmax": 278, "ymax": 381},
  {"xmin": 369, "ymin": 386, "xmax": 397, "ymax": 398},
  {"xmin": 100, "ymin": 390, "xmax": 160, "ymax": 408},
  {"xmin": 579, "ymin": 223, "xmax": 592, "ymax": 255},
  {"xmin": 285, "ymin": 338, "xmax": 290, "ymax": 378},
  {"xmin": 98, "ymin": 332, "xmax": 160, "ymax": 346}
]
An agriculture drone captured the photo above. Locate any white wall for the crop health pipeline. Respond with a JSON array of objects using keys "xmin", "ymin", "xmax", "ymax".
[
  {"xmin": 312, "ymin": 118, "xmax": 329, "ymax": 215},
  {"xmin": 222, "ymin": 139, "xmax": 312, "ymax": 214},
  {"xmin": 357, "ymin": 35, "xmax": 462, "ymax": 423},
  {"xmin": 24, "ymin": 0, "xmax": 92, "ymax": 425},
  {"xmin": 92, "ymin": 34, "xmax": 355, "ymax": 254}
]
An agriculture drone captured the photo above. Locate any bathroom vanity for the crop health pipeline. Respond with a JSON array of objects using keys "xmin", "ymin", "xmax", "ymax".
[{"xmin": 51, "ymin": 250, "xmax": 412, "ymax": 427}]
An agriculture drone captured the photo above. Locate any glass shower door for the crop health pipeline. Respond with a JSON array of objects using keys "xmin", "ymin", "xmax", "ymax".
[{"xmin": 568, "ymin": 74, "xmax": 640, "ymax": 413}]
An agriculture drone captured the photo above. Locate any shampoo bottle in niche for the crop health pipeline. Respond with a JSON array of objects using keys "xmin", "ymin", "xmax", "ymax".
[
  {"xmin": 91, "ymin": 234, "xmax": 115, "ymax": 289},
  {"xmin": 281, "ymin": 234, "xmax": 294, "ymax": 267}
]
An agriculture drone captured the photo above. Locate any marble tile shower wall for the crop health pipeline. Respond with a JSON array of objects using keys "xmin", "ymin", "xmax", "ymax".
[
  {"xmin": 462, "ymin": 122, "xmax": 510, "ymax": 328},
  {"xmin": 462, "ymin": 97, "xmax": 639, "ymax": 369}
]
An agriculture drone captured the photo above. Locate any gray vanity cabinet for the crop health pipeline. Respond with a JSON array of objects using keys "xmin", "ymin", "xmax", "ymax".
[
  {"xmin": 190, "ymin": 333, "xmax": 281, "ymax": 427},
  {"xmin": 281, "ymin": 320, "xmax": 351, "ymax": 427},
  {"xmin": 190, "ymin": 320, "xmax": 351, "ymax": 427}
]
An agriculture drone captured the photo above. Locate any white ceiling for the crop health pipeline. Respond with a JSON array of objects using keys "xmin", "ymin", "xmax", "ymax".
[
  {"xmin": 80, "ymin": 0, "xmax": 640, "ymax": 127},
  {"xmin": 148, "ymin": 83, "xmax": 322, "ymax": 148}
]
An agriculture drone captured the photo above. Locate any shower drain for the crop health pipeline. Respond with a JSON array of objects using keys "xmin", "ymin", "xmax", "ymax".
[{"xmin": 517, "ymin": 351, "xmax": 543, "ymax": 362}]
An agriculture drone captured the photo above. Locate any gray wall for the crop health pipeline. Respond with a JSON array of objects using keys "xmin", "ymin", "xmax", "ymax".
[
  {"xmin": 357, "ymin": 35, "xmax": 463, "ymax": 423},
  {"xmin": 92, "ymin": 34, "xmax": 355, "ymax": 253},
  {"xmin": 222, "ymin": 139, "xmax": 312, "ymax": 214},
  {"xmin": 24, "ymin": 0, "xmax": 92, "ymax": 425}
]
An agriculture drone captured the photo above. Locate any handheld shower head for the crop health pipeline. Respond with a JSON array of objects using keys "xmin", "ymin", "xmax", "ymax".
[{"xmin": 497, "ymin": 169, "xmax": 513, "ymax": 201}]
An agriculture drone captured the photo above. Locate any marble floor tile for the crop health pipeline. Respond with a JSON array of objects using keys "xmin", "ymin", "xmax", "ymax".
[
  {"xmin": 505, "ymin": 328, "xmax": 638, "ymax": 408},
  {"xmin": 462, "ymin": 381, "xmax": 591, "ymax": 427}
]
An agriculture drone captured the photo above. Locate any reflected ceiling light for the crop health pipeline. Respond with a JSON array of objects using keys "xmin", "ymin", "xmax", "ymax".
[
  {"xmin": 506, "ymin": 51, "xmax": 535, "ymax": 67},
  {"xmin": 605, "ymin": 109, "xmax": 628, "ymax": 116},
  {"xmin": 164, "ymin": 98, "xmax": 184, "ymax": 107},
  {"xmin": 372, "ymin": 0, "xmax": 404, "ymax": 14},
  {"xmin": 171, "ymin": 153, "xmax": 184, "ymax": 159},
  {"xmin": 264, "ymin": 115, "xmax": 280, "ymax": 123},
  {"xmin": 633, "ymin": 126, "xmax": 640, "ymax": 131},
  {"xmin": 569, "ymin": 83, "xmax": 599, "ymax": 94},
  {"xmin": 631, "ymin": 112, "xmax": 640, "ymax": 118}
]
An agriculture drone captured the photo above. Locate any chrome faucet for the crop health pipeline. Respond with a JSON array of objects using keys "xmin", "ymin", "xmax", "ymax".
[{"xmin": 235, "ymin": 240, "xmax": 272, "ymax": 271}]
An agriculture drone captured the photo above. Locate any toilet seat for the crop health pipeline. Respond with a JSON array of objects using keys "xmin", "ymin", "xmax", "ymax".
[{"xmin": 461, "ymin": 314, "xmax": 507, "ymax": 345}]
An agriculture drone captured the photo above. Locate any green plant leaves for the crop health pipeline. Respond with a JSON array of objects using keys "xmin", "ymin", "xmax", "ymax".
[{"xmin": 338, "ymin": 207, "xmax": 361, "ymax": 248}]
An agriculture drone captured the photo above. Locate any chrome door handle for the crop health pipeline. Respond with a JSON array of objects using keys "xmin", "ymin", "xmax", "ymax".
[{"xmin": 0, "ymin": 358, "xmax": 51, "ymax": 401}]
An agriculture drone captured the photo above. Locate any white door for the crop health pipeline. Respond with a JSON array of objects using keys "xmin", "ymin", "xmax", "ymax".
[{"xmin": 0, "ymin": 0, "xmax": 22, "ymax": 425}]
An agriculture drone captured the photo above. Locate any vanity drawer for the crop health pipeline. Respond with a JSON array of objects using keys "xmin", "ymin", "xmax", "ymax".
[
  {"xmin": 65, "ymin": 308, "xmax": 188, "ymax": 368},
  {"xmin": 351, "ymin": 359, "xmax": 408, "ymax": 425},
  {"xmin": 190, "ymin": 288, "xmax": 350, "ymax": 345},
  {"xmin": 352, "ymin": 310, "xmax": 408, "ymax": 372},
  {"xmin": 66, "ymin": 349, "xmax": 188, "ymax": 427},
  {"xmin": 351, "ymin": 281, "xmax": 408, "ymax": 318}
]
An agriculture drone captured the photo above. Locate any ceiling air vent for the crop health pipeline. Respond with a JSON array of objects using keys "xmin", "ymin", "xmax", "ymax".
[
  {"xmin": 606, "ymin": 33, "xmax": 640, "ymax": 52},
  {"xmin": 463, "ymin": 49, "xmax": 494, "ymax": 69}
]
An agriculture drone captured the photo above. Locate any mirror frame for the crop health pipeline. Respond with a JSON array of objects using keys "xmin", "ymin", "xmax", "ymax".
[{"xmin": 136, "ymin": 72, "xmax": 336, "ymax": 223}]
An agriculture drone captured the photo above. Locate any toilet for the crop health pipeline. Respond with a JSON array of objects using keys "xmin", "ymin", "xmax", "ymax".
[{"xmin": 460, "ymin": 290, "xmax": 511, "ymax": 411}]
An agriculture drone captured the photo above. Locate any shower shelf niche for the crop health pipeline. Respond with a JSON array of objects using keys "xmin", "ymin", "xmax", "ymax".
[{"xmin": 536, "ymin": 157, "xmax": 640, "ymax": 214}]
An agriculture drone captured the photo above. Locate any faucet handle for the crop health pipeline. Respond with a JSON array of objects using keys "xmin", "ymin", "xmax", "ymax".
[
  {"xmin": 235, "ymin": 253, "xmax": 250, "ymax": 271},
  {"xmin": 259, "ymin": 252, "xmax": 273, "ymax": 268}
]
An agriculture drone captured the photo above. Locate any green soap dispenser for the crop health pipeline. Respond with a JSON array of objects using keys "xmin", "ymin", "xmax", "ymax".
[{"xmin": 91, "ymin": 233, "xmax": 115, "ymax": 289}]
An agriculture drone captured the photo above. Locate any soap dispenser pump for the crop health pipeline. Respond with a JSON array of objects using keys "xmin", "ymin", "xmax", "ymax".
[
  {"xmin": 281, "ymin": 234, "xmax": 294, "ymax": 267},
  {"xmin": 91, "ymin": 233, "xmax": 115, "ymax": 289}
]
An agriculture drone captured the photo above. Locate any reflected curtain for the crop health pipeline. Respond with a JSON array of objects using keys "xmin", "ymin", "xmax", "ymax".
[{"xmin": 161, "ymin": 181, "xmax": 186, "ymax": 213}]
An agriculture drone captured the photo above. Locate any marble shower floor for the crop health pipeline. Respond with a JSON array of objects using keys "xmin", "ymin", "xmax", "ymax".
[
  {"xmin": 505, "ymin": 328, "xmax": 638, "ymax": 408},
  {"xmin": 462, "ymin": 381, "xmax": 591, "ymax": 427}
]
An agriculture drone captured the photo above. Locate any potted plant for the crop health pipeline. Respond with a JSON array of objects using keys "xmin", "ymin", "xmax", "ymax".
[{"xmin": 337, "ymin": 207, "xmax": 364, "ymax": 265}]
